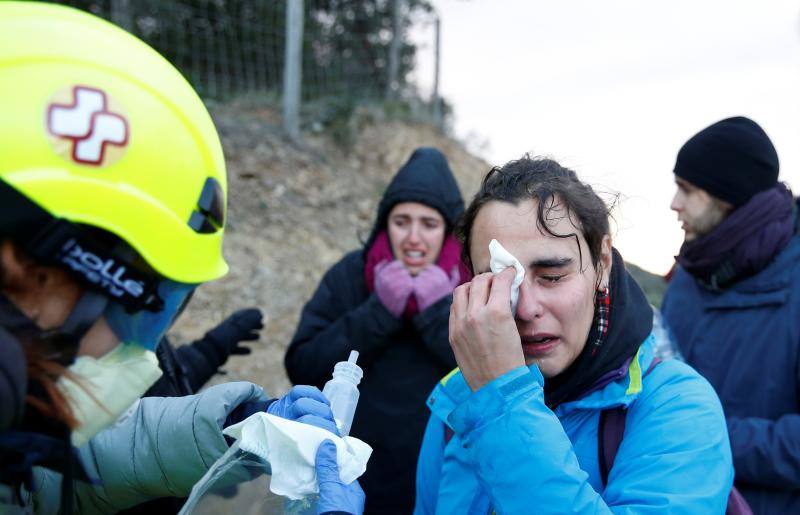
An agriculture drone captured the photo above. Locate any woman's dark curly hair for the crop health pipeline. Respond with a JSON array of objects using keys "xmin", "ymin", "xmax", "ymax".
[{"xmin": 456, "ymin": 155, "xmax": 614, "ymax": 276}]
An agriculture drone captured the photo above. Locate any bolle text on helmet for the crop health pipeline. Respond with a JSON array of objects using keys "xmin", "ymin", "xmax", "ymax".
[{"xmin": 60, "ymin": 239, "xmax": 145, "ymax": 299}]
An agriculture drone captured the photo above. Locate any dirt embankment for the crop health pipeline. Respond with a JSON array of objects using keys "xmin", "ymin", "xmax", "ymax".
[{"xmin": 169, "ymin": 99, "xmax": 490, "ymax": 396}]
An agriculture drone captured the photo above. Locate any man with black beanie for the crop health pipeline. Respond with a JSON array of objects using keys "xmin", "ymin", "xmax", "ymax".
[{"xmin": 661, "ymin": 116, "xmax": 800, "ymax": 514}]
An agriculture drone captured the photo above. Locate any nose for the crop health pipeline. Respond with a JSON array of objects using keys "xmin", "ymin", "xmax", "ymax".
[
  {"xmin": 670, "ymin": 190, "xmax": 682, "ymax": 213},
  {"xmin": 515, "ymin": 278, "xmax": 543, "ymax": 321},
  {"xmin": 407, "ymin": 221, "xmax": 422, "ymax": 244}
]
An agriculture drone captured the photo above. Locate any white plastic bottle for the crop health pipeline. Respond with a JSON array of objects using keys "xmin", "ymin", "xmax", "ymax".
[
  {"xmin": 285, "ymin": 351, "xmax": 364, "ymax": 515},
  {"xmin": 322, "ymin": 350, "xmax": 363, "ymax": 437}
]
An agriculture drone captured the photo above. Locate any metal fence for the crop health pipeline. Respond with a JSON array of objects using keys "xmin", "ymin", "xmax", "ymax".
[{"xmin": 49, "ymin": 0, "xmax": 442, "ymax": 138}]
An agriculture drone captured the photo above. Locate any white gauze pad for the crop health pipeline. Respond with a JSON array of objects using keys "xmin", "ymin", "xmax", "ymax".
[{"xmin": 488, "ymin": 239, "xmax": 525, "ymax": 315}]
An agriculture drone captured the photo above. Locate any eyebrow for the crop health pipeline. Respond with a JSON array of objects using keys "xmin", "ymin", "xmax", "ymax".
[
  {"xmin": 530, "ymin": 257, "xmax": 573, "ymax": 268},
  {"xmin": 475, "ymin": 257, "xmax": 572, "ymax": 275},
  {"xmin": 391, "ymin": 214, "xmax": 442, "ymax": 224}
]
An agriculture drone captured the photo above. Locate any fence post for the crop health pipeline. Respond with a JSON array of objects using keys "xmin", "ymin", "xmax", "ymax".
[
  {"xmin": 283, "ymin": 0, "xmax": 304, "ymax": 141},
  {"xmin": 431, "ymin": 15, "xmax": 442, "ymax": 130},
  {"xmin": 386, "ymin": 0, "xmax": 403, "ymax": 100}
]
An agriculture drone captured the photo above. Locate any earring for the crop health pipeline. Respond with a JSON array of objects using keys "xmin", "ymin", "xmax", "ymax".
[{"xmin": 595, "ymin": 285, "xmax": 610, "ymax": 306}]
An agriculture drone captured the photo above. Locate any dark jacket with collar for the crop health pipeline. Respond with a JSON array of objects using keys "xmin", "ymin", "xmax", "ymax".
[
  {"xmin": 662, "ymin": 234, "xmax": 800, "ymax": 515},
  {"xmin": 285, "ymin": 148, "xmax": 463, "ymax": 514},
  {"xmin": 0, "ymin": 329, "xmax": 25, "ymax": 432}
]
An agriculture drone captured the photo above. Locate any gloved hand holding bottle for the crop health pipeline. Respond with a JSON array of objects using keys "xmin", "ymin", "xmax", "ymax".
[
  {"xmin": 267, "ymin": 385, "xmax": 339, "ymax": 435},
  {"xmin": 225, "ymin": 385, "xmax": 338, "ymax": 436}
]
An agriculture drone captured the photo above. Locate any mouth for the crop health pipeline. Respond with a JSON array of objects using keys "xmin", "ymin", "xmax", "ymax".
[
  {"xmin": 521, "ymin": 334, "xmax": 560, "ymax": 356},
  {"xmin": 402, "ymin": 249, "xmax": 426, "ymax": 266}
]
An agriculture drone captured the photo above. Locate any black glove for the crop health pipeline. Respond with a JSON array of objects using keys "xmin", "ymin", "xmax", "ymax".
[
  {"xmin": 204, "ymin": 308, "xmax": 264, "ymax": 356},
  {"xmin": 180, "ymin": 308, "xmax": 265, "ymax": 390}
]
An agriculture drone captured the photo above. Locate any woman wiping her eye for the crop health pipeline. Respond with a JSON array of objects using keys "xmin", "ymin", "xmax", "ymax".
[{"xmin": 414, "ymin": 155, "xmax": 735, "ymax": 514}]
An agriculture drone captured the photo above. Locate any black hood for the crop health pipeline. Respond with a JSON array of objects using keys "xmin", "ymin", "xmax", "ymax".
[{"xmin": 364, "ymin": 147, "xmax": 464, "ymax": 250}]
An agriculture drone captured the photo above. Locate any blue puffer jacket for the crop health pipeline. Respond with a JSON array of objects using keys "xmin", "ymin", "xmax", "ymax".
[
  {"xmin": 662, "ymin": 235, "xmax": 800, "ymax": 515},
  {"xmin": 414, "ymin": 336, "xmax": 733, "ymax": 514}
]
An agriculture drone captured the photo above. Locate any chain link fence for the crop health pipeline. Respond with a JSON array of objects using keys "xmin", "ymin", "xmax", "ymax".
[{"xmin": 48, "ymin": 0, "xmax": 442, "ymax": 136}]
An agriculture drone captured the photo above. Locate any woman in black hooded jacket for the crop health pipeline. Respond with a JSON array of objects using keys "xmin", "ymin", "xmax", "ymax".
[{"xmin": 285, "ymin": 147, "xmax": 468, "ymax": 513}]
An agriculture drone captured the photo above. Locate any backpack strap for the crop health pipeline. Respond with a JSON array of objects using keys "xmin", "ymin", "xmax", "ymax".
[
  {"xmin": 595, "ymin": 358, "xmax": 754, "ymax": 514},
  {"xmin": 598, "ymin": 357, "xmax": 661, "ymax": 487},
  {"xmin": 598, "ymin": 405, "xmax": 627, "ymax": 487}
]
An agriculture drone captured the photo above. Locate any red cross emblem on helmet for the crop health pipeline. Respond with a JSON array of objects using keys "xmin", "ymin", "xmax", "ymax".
[{"xmin": 47, "ymin": 86, "xmax": 129, "ymax": 166}]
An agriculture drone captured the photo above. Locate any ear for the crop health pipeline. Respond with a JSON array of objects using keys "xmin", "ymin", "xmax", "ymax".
[
  {"xmin": 0, "ymin": 240, "xmax": 81, "ymax": 327},
  {"xmin": 0, "ymin": 240, "xmax": 37, "ymax": 291},
  {"xmin": 1, "ymin": 240, "xmax": 44, "ymax": 321},
  {"xmin": 1, "ymin": 240, "xmax": 70, "ymax": 292},
  {"xmin": 598, "ymin": 234, "xmax": 613, "ymax": 290}
]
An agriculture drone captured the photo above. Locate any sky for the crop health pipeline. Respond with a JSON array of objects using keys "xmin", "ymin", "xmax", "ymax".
[{"xmin": 411, "ymin": 0, "xmax": 800, "ymax": 274}]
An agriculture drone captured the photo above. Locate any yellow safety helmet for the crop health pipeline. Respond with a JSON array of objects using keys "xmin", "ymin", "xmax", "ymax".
[{"xmin": 0, "ymin": 2, "xmax": 228, "ymax": 288}]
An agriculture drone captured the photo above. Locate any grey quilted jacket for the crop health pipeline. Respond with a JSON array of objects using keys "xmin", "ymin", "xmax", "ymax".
[{"xmin": 1, "ymin": 381, "xmax": 267, "ymax": 514}]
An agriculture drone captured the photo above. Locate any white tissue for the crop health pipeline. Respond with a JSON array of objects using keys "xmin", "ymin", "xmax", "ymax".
[
  {"xmin": 223, "ymin": 412, "xmax": 372, "ymax": 500},
  {"xmin": 488, "ymin": 239, "xmax": 525, "ymax": 315}
]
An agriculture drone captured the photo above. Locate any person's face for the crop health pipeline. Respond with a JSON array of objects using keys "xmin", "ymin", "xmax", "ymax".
[
  {"xmin": 387, "ymin": 202, "xmax": 446, "ymax": 276},
  {"xmin": 469, "ymin": 198, "xmax": 612, "ymax": 378},
  {"xmin": 670, "ymin": 177, "xmax": 732, "ymax": 242},
  {"xmin": 0, "ymin": 241, "xmax": 119, "ymax": 358}
]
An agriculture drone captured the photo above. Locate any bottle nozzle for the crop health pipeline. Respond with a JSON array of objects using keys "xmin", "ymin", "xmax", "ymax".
[{"xmin": 348, "ymin": 350, "xmax": 359, "ymax": 364}]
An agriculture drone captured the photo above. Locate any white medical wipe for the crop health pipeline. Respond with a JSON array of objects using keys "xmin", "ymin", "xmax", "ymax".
[
  {"xmin": 488, "ymin": 239, "xmax": 525, "ymax": 315},
  {"xmin": 224, "ymin": 412, "xmax": 372, "ymax": 500}
]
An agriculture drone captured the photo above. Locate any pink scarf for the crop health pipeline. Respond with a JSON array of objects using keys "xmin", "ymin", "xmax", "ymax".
[{"xmin": 364, "ymin": 231, "xmax": 471, "ymax": 318}]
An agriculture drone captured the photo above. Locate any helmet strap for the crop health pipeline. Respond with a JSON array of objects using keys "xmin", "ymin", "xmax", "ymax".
[
  {"xmin": 0, "ymin": 179, "xmax": 163, "ymax": 313},
  {"xmin": 0, "ymin": 290, "xmax": 107, "ymax": 366},
  {"xmin": 42, "ymin": 290, "xmax": 109, "ymax": 345}
]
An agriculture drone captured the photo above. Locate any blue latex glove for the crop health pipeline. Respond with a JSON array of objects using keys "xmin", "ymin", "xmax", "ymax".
[
  {"xmin": 315, "ymin": 440, "xmax": 365, "ymax": 515},
  {"xmin": 267, "ymin": 385, "xmax": 338, "ymax": 435}
]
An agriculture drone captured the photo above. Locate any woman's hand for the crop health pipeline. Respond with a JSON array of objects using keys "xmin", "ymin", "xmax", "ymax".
[
  {"xmin": 413, "ymin": 264, "xmax": 460, "ymax": 312},
  {"xmin": 374, "ymin": 260, "xmax": 414, "ymax": 318},
  {"xmin": 449, "ymin": 267, "xmax": 525, "ymax": 391}
]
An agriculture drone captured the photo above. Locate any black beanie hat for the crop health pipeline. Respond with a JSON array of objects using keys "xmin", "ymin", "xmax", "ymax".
[{"xmin": 674, "ymin": 116, "xmax": 779, "ymax": 207}]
